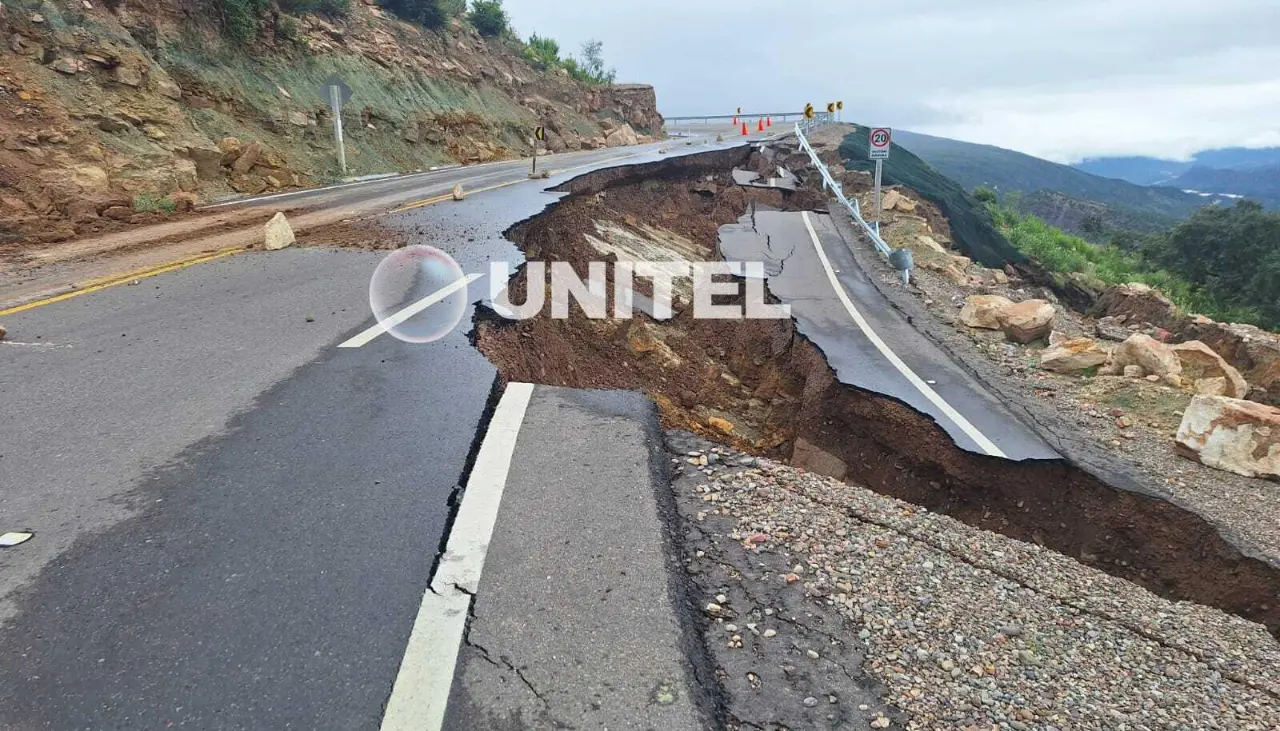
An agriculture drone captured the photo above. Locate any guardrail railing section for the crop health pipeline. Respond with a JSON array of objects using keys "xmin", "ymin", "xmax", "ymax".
[{"xmin": 793, "ymin": 119, "xmax": 912, "ymax": 283}]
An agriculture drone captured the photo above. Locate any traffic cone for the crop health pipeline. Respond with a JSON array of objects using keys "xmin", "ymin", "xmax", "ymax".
[
  {"xmin": 766, "ymin": 117, "xmax": 772, "ymax": 127},
  {"xmin": 757, "ymin": 118, "xmax": 764, "ymax": 132},
  {"xmin": 741, "ymin": 122, "xmax": 748, "ymax": 136},
  {"xmin": 732, "ymin": 116, "xmax": 738, "ymax": 126}
]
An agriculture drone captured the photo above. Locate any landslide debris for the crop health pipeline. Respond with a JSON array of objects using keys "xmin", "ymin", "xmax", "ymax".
[{"xmin": 0, "ymin": 0, "xmax": 662, "ymax": 244}]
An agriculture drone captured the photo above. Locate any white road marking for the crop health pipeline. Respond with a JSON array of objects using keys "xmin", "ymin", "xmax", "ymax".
[
  {"xmin": 337, "ymin": 273, "xmax": 484, "ymax": 349},
  {"xmin": 801, "ymin": 212, "xmax": 1007, "ymax": 458},
  {"xmin": 380, "ymin": 382, "xmax": 535, "ymax": 731}
]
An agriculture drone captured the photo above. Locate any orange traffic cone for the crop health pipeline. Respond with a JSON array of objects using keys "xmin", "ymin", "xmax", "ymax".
[
  {"xmin": 766, "ymin": 117, "xmax": 772, "ymax": 127},
  {"xmin": 732, "ymin": 116, "xmax": 738, "ymax": 126},
  {"xmin": 757, "ymin": 118, "xmax": 764, "ymax": 132},
  {"xmin": 741, "ymin": 122, "xmax": 748, "ymax": 136}
]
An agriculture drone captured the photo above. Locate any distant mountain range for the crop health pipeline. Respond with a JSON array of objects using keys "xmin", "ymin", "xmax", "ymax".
[
  {"xmin": 892, "ymin": 130, "xmax": 1230, "ymax": 234},
  {"xmin": 1074, "ymin": 148, "xmax": 1280, "ymax": 185}
]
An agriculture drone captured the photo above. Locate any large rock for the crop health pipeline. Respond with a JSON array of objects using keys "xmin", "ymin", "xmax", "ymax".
[
  {"xmin": 1039, "ymin": 338, "xmax": 1110, "ymax": 373},
  {"xmin": 263, "ymin": 212, "xmax": 295, "ymax": 251},
  {"xmin": 1172, "ymin": 341, "xmax": 1249, "ymax": 399},
  {"xmin": 1177, "ymin": 316, "xmax": 1280, "ymax": 406},
  {"xmin": 605, "ymin": 123, "xmax": 639, "ymax": 148},
  {"xmin": 186, "ymin": 146, "xmax": 224, "ymax": 180},
  {"xmin": 1175, "ymin": 395, "xmax": 1280, "ymax": 479},
  {"xmin": 958, "ymin": 295, "xmax": 1013, "ymax": 330},
  {"xmin": 1113, "ymin": 333, "xmax": 1181, "ymax": 378},
  {"xmin": 999, "ymin": 299, "xmax": 1055, "ymax": 344},
  {"xmin": 217, "ymin": 137, "xmax": 243, "ymax": 165},
  {"xmin": 1089, "ymin": 282, "xmax": 1180, "ymax": 329},
  {"xmin": 231, "ymin": 141, "xmax": 263, "ymax": 174}
]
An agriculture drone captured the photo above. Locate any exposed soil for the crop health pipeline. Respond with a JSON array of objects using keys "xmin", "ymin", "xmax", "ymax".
[{"xmin": 474, "ymin": 146, "xmax": 1280, "ymax": 638}]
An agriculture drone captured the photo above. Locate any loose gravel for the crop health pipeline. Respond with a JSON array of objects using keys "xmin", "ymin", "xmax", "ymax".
[{"xmin": 669, "ymin": 433, "xmax": 1280, "ymax": 731}]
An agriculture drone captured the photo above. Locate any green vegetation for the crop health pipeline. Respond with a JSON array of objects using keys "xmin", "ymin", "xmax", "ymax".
[
  {"xmin": 468, "ymin": 0, "xmax": 509, "ymax": 36},
  {"xmin": 518, "ymin": 35, "xmax": 615, "ymax": 86},
  {"xmin": 989, "ymin": 200, "xmax": 1271, "ymax": 326},
  {"xmin": 1146, "ymin": 200, "xmax": 1280, "ymax": 328},
  {"xmin": 210, "ymin": 0, "xmax": 349, "ymax": 44},
  {"xmin": 280, "ymin": 0, "xmax": 351, "ymax": 18},
  {"xmin": 381, "ymin": 0, "xmax": 460, "ymax": 28},
  {"xmin": 134, "ymin": 193, "xmax": 177, "ymax": 214}
]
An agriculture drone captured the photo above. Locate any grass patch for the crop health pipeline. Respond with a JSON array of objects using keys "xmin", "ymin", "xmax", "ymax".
[
  {"xmin": 134, "ymin": 194, "xmax": 177, "ymax": 214},
  {"xmin": 990, "ymin": 203, "xmax": 1259, "ymax": 325}
]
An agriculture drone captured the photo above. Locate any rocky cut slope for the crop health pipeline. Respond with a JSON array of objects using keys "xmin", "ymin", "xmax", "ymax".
[{"xmin": 0, "ymin": 0, "xmax": 662, "ymax": 244}]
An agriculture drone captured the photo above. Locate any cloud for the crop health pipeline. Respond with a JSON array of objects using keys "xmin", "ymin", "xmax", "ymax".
[{"xmin": 501, "ymin": 0, "xmax": 1280, "ymax": 161}]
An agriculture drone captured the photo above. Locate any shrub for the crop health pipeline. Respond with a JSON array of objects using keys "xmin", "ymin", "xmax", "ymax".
[
  {"xmin": 972, "ymin": 186, "xmax": 997, "ymax": 204},
  {"xmin": 134, "ymin": 194, "xmax": 177, "ymax": 214},
  {"xmin": 524, "ymin": 32, "xmax": 560, "ymax": 70},
  {"xmin": 383, "ymin": 0, "xmax": 457, "ymax": 27},
  {"xmin": 280, "ymin": 0, "xmax": 350, "ymax": 17},
  {"xmin": 469, "ymin": 0, "xmax": 508, "ymax": 36},
  {"xmin": 217, "ymin": 0, "xmax": 267, "ymax": 44}
]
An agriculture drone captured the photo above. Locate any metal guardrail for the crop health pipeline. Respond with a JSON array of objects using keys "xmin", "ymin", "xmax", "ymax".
[
  {"xmin": 664, "ymin": 112, "xmax": 806, "ymax": 124},
  {"xmin": 792, "ymin": 116, "xmax": 910, "ymax": 282}
]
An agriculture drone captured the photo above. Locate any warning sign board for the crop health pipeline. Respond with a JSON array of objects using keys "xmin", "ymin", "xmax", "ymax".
[{"xmin": 869, "ymin": 127, "xmax": 892, "ymax": 159}]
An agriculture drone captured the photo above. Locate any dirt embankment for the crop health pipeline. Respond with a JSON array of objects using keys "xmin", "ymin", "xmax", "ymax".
[
  {"xmin": 0, "ymin": 0, "xmax": 663, "ymax": 245},
  {"xmin": 474, "ymin": 147, "xmax": 1280, "ymax": 638}
]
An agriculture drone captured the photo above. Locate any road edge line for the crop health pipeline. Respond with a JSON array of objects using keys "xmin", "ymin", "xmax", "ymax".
[
  {"xmin": 337, "ymin": 273, "xmax": 484, "ymax": 349},
  {"xmin": 800, "ymin": 212, "xmax": 1007, "ymax": 458},
  {"xmin": 379, "ymin": 381, "xmax": 535, "ymax": 731}
]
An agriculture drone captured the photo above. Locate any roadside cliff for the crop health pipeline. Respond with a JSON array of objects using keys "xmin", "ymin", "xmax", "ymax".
[{"xmin": 0, "ymin": 0, "xmax": 663, "ymax": 243}]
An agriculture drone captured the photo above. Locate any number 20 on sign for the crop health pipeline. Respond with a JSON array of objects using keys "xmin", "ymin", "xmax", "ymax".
[{"xmin": 869, "ymin": 127, "xmax": 892, "ymax": 160}]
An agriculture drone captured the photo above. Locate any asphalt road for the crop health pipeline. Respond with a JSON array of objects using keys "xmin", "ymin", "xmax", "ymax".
[
  {"xmin": 0, "ymin": 134, "xmax": 741, "ymax": 729},
  {"xmin": 1, "ymin": 126, "xmax": 1054, "ymax": 729}
]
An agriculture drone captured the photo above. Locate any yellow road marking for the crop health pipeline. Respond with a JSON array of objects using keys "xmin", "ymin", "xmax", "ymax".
[{"xmin": 0, "ymin": 248, "xmax": 246, "ymax": 317}]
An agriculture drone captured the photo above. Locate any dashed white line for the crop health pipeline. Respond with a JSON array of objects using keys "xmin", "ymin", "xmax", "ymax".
[
  {"xmin": 800, "ymin": 211, "xmax": 1007, "ymax": 458},
  {"xmin": 380, "ymin": 381, "xmax": 535, "ymax": 731},
  {"xmin": 337, "ymin": 273, "xmax": 484, "ymax": 349}
]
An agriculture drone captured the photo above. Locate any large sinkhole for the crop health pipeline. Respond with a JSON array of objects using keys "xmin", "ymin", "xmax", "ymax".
[{"xmin": 471, "ymin": 145, "xmax": 1280, "ymax": 637}]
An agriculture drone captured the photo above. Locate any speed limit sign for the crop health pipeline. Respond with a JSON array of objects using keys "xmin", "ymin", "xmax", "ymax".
[{"xmin": 869, "ymin": 127, "xmax": 892, "ymax": 159}]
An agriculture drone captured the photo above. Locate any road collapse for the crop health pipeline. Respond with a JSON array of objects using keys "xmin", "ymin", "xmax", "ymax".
[{"xmin": 472, "ymin": 144, "xmax": 1280, "ymax": 638}]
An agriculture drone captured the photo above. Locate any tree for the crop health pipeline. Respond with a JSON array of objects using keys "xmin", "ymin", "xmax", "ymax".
[
  {"xmin": 469, "ymin": 0, "xmax": 508, "ymax": 36},
  {"xmin": 524, "ymin": 33, "xmax": 561, "ymax": 70},
  {"xmin": 1145, "ymin": 200, "xmax": 1280, "ymax": 327},
  {"xmin": 570, "ymin": 39, "xmax": 614, "ymax": 85},
  {"xmin": 973, "ymin": 186, "xmax": 997, "ymax": 205},
  {"xmin": 1079, "ymin": 212, "xmax": 1105, "ymax": 238}
]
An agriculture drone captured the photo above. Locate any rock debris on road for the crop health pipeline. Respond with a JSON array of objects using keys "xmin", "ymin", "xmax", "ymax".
[{"xmin": 667, "ymin": 431, "xmax": 1280, "ymax": 731}]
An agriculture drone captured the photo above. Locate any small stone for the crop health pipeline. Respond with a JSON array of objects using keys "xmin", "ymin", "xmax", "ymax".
[
  {"xmin": 871, "ymin": 716, "xmax": 891, "ymax": 729},
  {"xmin": 806, "ymin": 649, "xmax": 820, "ymax": 660},
  {"xmin": 715, "ymin": 594, "xmax": 728, "ymax": 604},
  {"xmin": 803, "ymin": 696, "xmax": 819, "ymax": 707},
  {"xmin": 763, "ymin": 629, "xmax": 777, "ymax": 638}
]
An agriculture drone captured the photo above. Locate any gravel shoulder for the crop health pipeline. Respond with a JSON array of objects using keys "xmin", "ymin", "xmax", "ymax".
[{"xmin": 667, "ymin": 431, "xmax": 1280, "ymax": 731}]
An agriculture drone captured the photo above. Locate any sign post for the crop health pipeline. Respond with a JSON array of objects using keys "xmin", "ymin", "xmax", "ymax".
[
  {"xmin": 320, "ymin": 74, "xmax": 353, "ymax": 176},
  {"xmin": 836, "ymin": 100, "xmax": 844, "ymax": 121},
  {"xmin": 532, "ymin": 126, "xmax": 545, "ymax": 177},
  {"xmin": 868, "ymin": 127, "xmax": 892, "ymax": 230}
]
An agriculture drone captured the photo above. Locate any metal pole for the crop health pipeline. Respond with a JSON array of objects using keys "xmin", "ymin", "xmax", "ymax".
[
  {"xmin": 531, "ymin": 141, "xmax": 537, "ymax": 176},
  {"xmin": 329, "ymin": 85, "xmax": 346, "ymax": 176},
  {"xmin": 873, "ymin": 158, "xmax": 883, "ymax": 226}
]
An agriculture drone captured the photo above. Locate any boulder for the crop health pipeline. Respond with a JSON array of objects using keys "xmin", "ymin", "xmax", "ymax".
[
  {"xmin": 186, "ymin": 146, "xmax": 224, "ymax": 180},
  {"xmin": 1177, "ymin": 317, "xmax": 1280, "ymax": 407},
  {"xmin": 232, "ymin": 141, "xmax": 263, "ymax": 174},
  {"xmin": 605, "ymin": 123, "xmax": 639, "ymax": 148},
  {"xmin": 263, "ymin": 212, "xmax": 295, "ymax": 251},
  {"xmin": 113, "ymin": 63, "xmax": 144, "ymax": 87},
  {"xmin": 1175, "ymin": 395, "xmax": 1280, "ymax": 479},
  {"xmin": 51, "ymin": 57, "xmax": 79, "ymax": 75},
  {"xmin": 1094, "ymin": 315, "xmax": 1131, "ymax": 342},
  {"xmin": 168, "ymin": 191, "xmax": 199, "ymax": 213},
  {"xmin": 1123, "ymin": 365, "xmax": 1146, "ymax": 379},
  {"xmin": 218, "ymin": 137, "xmax": 244, "ymax": 165},
  {"xmin": 1039, "ymin": 338, "xmax": 1110, "ymax": 373},
  {"xmin": 999, "ymin": 299, "xmax": 1056, "ymax": 344},
  {"xmin": 1089, "ymin": 282, "xmax": 1180, "ymax": 329},
  {"xmin": 958, "ymin": 295, "xmax": 1013, "ymax": 330},
  {"xmin": 1113, "ymin": 333, "xmax": 1181, "ymax": 378},
  {"xmin": 1172, "ymin": 341, "xmax": 1249, "ymax": 399}
]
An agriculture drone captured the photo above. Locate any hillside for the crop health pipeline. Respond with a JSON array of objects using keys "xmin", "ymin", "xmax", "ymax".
[
  {"xmin": 837, "ymin": 126, "xmax": 1024, "ymax": 269},
  {"xmin": 1171, "ymin": 164, "xmax": 1280, "ymax": 209},
  {"xmin": 892, "ymin": 130, "xmax": 1224, "ymax": 234},
  {"xmin": 1075, "ymin": 147, "xmax": 1280, "ymax": 185},
  {"xmin": 0, "ymin": 0, "xmax": 662, "ymax": 244}
]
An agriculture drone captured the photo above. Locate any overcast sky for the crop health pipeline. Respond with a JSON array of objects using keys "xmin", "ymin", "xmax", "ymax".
[{"xmin": 502, "ymin": 0, "xmax": 1280, "ymax": 163}]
